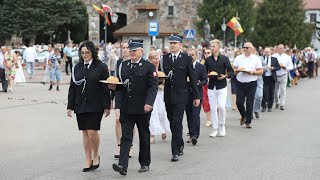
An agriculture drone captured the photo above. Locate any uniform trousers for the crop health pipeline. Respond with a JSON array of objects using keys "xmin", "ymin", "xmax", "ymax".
[
  {"xmin": 119, "ymin": 113, "xmax": 151, "ymax": 169},
  {"xmin": 274, "ymin": 74, "xmax": 288, "ymax": 106},
  {"xmin": 186, "ymin": 90, "xmax": 202, "ymax": 139},
  {"xmin": 208, "ymin": 86, "xmax": 227, "ymax": 130},
  {"xmin": 65, "ymin": 56, "xmax": 73, "ymax": 74},
  {"xmin": 262, "ymin": 76, "xmax": 276, "ymax": 109},
  {"xmin": 236, "ymin": 80, "xmax": 257, "ymax": 124},
  {"xmin": 165, "ymin": 103, "xmax": 185, "ymax": 156},
  {"xmin": 253, "ymin": 77, "xmax": 263, "ymax": 113}
]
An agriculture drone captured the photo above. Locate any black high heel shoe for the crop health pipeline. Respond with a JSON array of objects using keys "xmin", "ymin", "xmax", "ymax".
[
  {"xmin": 82, "ymin": 160, "xmax": 93, "ymax": 172},
  {"xmin": 114, "ymin": 144, "xmax": 120, "ymax": 158},
  {"xmin": 91, "ymin": 156, "xmax": 100, "ymax": 170}
]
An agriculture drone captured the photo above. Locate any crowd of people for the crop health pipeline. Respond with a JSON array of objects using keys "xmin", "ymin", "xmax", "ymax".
[
  {"xmin": 63, "ymin": 35, "xmax": 319, "ymax": 176},
  {"xmin": 1, "ymin": 35, "xmax": 319, "ymax": 176}
]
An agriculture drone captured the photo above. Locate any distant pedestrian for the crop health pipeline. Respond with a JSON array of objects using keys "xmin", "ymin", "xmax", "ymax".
[
  {"xmin": 4, "ymin": 46, "xmax": 18, "ymax": 92},
  {"xmin": 63, "ymin": 42, "xmax": 73, "ymax": 75},
  {"xmin": 23, "ymin": 44, "xmax": 37, "ymax": 79},
  {"xmin": 48, "ymin": 48, "xmax": 62, "ymax": 91}
]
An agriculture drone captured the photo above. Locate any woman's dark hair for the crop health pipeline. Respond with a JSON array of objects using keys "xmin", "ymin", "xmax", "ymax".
[
  {"xmin": 79, "ymin": 41, "xmax": 98, "ymax": 62},
  {"xmin": 14, "ymin": 51, "xmax": 21, "ymax": 56}
]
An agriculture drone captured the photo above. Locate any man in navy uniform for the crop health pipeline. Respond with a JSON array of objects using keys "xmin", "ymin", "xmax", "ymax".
[
  {"xmin": 161, "ymin": 34, "xmax": 200, "ymax": 162},
  {"xmin": 109, "ymin": 39, "xmax": 158, "ymax": 175}
]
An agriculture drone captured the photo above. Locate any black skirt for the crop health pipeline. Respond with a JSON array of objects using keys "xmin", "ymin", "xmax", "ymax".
[{"xmin": 76, "ymin": 112, "xmax": 103, "ymax": 130}]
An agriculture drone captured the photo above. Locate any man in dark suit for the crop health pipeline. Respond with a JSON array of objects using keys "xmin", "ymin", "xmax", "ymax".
[
  {"xmin": 110, "ymin": 39, "xmax": 158, "ymax": 176},
  {"xmin": 161, "ymin": 34, "xmax": 200, "ymax": 162},
  {"xmin": 261, "ymin": 47, "xmax": 280, "ymax": 112},
  {"xmin": 186, "ymin": 48, "xmax": 207, "ymax": 145}
]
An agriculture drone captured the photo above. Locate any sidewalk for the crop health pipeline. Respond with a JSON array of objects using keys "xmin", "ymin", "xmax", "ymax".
[{"xmin": 21, "ymin": 68, "xmax": 71, "ymax": 85}]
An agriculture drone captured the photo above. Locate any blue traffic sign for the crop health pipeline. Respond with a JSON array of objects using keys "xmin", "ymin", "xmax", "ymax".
[
  {"xmin": 185, "ymin": 29, "xmax": 195, "ymax": 40},
  {"xmin": 148, "ymin": 21, "xmax": 159, "ymax": 36}
]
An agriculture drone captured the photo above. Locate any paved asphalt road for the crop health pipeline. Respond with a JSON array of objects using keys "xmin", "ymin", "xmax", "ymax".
[{"xmin": 0, "ymin": 72, "xmax": 319, "ymax": 180}]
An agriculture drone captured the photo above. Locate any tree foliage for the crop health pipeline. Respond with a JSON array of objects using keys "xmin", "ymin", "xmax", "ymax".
[
  {"xmin": 196, "ymin": 0, "xmax": 256, "ymax": 46},
  {"xmin": 0, "ymin": 0, "xmax": 88, "ymax": 45},
  {"xmin": 251, "ymin": 0, "xmax": 314, "ymax": 49}
]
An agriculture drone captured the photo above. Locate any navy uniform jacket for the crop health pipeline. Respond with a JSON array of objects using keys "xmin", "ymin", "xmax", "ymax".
[
  {"xmin": 162, "ymin": 52, "xmax": 200, "ymax": 104},
  {"xmin": 187, "ymin": 62, "xmax": 207, "ymax": 100},
  {"xmin": 116, "ymin": 58, "xmax": 158, "ymax": 115},
  {"xmin": 67, "ymin": 61, "xmax": 111, "ymax": 113}
]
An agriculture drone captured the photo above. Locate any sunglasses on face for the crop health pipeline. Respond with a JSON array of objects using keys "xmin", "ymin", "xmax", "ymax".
[
  {"xmin": 243, "ymin": 47, "xmax": 250, "ymax": 49},
  {"xmin": 204, "ymin": 52, "xmax": 211, "ymax": 54},
  {"xmin": 81, "ymin": 51, "xmax": 91, "ymax": 55}
]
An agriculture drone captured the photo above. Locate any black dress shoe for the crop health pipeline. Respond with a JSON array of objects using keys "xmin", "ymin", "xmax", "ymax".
[
  {"xmin": 112, "ymin": 164, "xmax": 127, "ymax": 176},
  {"xmin": 280, "ymin": 106, "xmax": 284, "ymax": 110},
  {"xmin": 171, "ymin": 155, "xmax": 179, "ymax": 162},
  {"xmin": 254, "ymin": 112, "xmax": 260, "ymax": 119},
  {"xmin": 179, "ymin": 146, "xmax": 184, "ymax": 156},
  {"xmin": 83, "ymin": 160, "xmax": 93, "ymax": 172},
  {"xmin": 191, "ymin": 137, "xmax": 197, "ymax": 145},
  {"xmin": 91, "ymin": 156, "xmax": 100, "ymax": 170},
  {"xmin": 261, "ymin": 107, "xmax": 266, "ymax": 112},
  {"xmin": 245, "ymin": 123, "xmax": 252, "ymax": 129},
  {"xmin": 138, "ymin": 166, "xmax": 149, "ymax": 173}
]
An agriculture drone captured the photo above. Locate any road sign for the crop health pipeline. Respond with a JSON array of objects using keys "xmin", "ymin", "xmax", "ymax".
[
  {"xmin": 185, "ymin": 29, "xmax": 195, "ymax": 40},
  {"xmin": 148, "ymin": 21, "xmax": 159, "ymax": 36}
]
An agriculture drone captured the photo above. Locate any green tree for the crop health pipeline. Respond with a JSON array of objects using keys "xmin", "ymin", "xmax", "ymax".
[
  {"xmin": 0, "ymin": 0, "xmax": 88, "ymax": 45},
  {"xmin": 196, "ymin": 0, "xmax": 256, "ymax": 46},
  {"xmin": 252, "ymin": 0, "xmax": 314, "ymax": 49}
]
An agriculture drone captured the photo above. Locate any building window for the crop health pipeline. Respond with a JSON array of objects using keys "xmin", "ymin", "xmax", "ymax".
[
  {"xmin": 310, "ymin": 13, "xmax": 316, "ymax": 23},
  {"xmin": 168, "ymin": 6, "xmax": 174, "ymax": 16}
]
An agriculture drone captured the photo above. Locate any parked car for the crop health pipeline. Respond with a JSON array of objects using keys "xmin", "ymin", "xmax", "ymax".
[
  {"xmin": 36, "ymin": 50, "xmax": 49, "ymax": 63},
  {"xmin": 11, "ymin": 48, "xmax": 26, "ymax": 56}
]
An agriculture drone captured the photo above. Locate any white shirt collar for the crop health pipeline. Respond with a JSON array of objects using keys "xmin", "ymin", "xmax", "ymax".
[
  {"xmin": 172, "ymin": 51, "xmax": 181, "ymax": 57},
  {"xmin": 84, "ymin": 60, "xmax": 93, "ymax": 68},
  {"xmin": 193, "ymin": 61, "xmax": 197, "ymax": 68},
  {"xmin": 131, "ymin": 58, "xmax": 142, "ymax": 64}
]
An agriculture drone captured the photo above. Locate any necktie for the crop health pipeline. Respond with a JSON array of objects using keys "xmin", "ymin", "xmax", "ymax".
[
  {"xmin": 131, "ymin": 62, "xmax": 137, "ymax": 69},
  {"xmin": 84, "ymin": 63, "xmax": 89, "ymax": 70},
  {"xmin": 266, "ymin": 57, "xmax": 269, "ymax": 65},
  {"xmin": 173, "ymin": 55, "xmax": 177, "ymax": 63}
]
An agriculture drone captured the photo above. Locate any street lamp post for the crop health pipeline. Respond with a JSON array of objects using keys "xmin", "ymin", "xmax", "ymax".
[
  {"xmin": 104, "ymin": 11, "xmax": 119, "ymax": 44},
  {"xmin": 221, "ymin": 18, "xmax": 227, "ymax": 47},
  {"xmin": 103, "ymin": 11, "xmax": 118, "ymax": 60}
]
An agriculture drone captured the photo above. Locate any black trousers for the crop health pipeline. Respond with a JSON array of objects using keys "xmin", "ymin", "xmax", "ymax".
[
  {"xmin": 119, "ymin": 113, "xmax": 151, "ymax": 169},
  {"xmin": 65, "ymin": 56, "xmax": 73, "ymax": 75},
  {"xmin": 236, "ymin": 80, "xmax": 257, "ymax": 124},
  {"xmin": 262, "ymin": 76, "xmax": 276, "ymax": 109},
  {"xmin": 186, "ymin": 92, "xmax": 201, "ymax": 139},
  {"xmin": 0, "ymin": 68, "xmax": 8, "ymax": 91},
  {"xmin": 165, "ymin": 103, "xmax": 185, "ymax": 156},
  {"xmin": 308, "ymin": 62, "xmax": 314, "ymax": 78}
]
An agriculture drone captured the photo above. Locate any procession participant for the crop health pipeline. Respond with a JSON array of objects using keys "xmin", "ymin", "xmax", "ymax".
[
  {"xmin": 233, "ymin": 42, "xmax": 263, "ymax": 128},
  {"xmin": 273, "ymin": 44, "xmax": 293, "ymax": 110},
  {"xmin": 186, "ymin": 48, "xmax": 207, "ymax": 145},
  {"xmin": 205, "ymin": 39, "xmax": 233, "ymax": 137},
  {"xmin": 67, "ymin": 41, "xmax": 111, "ymax": 172},
  {"xmin": 110, "ymin": 39, "xmax": 158, "ymax": 175},
  {"xmin": 161, "ymin": 34, "xmax": 200, "ymax": 162}
]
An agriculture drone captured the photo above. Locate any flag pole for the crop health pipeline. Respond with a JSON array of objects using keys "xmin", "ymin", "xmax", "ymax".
[{"xmin": 235, "ymin": 12, "xmax": 240, "ymax": 48}]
